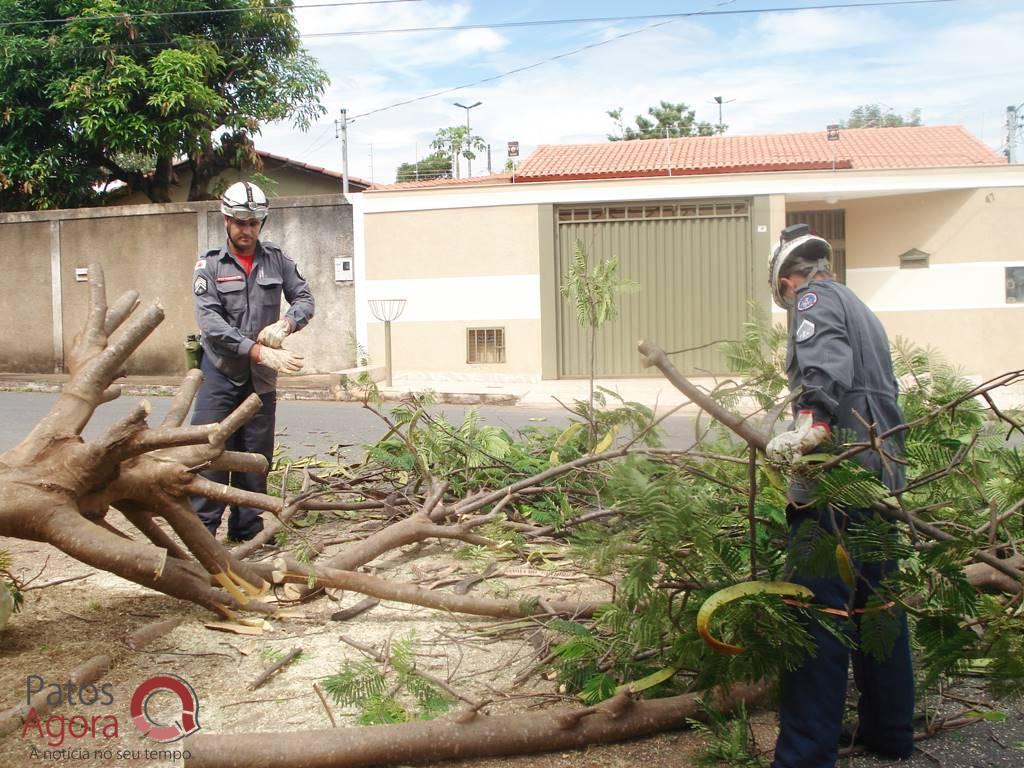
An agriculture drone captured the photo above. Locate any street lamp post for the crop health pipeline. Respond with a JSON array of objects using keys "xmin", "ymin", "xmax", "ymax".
[{"xmin": 454, "ymin": 101, "xmax": 482, "ymax": 177}]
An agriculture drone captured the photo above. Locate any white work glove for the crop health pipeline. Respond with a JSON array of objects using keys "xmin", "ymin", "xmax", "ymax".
[
  {"xmin": 256, "ymin": 345, "xmax": 304, "ymax": 375},
  {"xmin": 257, "ymin": 319, "xmax": 291, "ymax": 349},
  {"xmin": 766, "ymin": 410, "xmax": 831, "ymax": 464}
]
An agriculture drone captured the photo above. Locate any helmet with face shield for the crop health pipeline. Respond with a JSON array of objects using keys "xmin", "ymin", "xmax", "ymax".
[{"xmin": 768, "ymin": 223, "xmax": 832, "ymax": 309}]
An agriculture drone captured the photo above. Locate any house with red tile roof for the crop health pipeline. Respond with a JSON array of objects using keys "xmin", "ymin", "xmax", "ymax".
[
  {"xmin": 356, "ymin": 126, "xmax": 1024, "ymax": 386},
  {"xmin": 111, "ymin": 150, "xmax": 370, "ymax": 204}
]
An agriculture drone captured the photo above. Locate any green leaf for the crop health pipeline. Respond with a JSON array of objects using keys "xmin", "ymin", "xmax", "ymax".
[{"xmin": 615, "ymin": 666, "xmax": 676, "ymax": 694}]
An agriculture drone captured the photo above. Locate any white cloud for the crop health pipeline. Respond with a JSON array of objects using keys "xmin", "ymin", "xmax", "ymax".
[
  {"xmin": 743, "ymin": 8, "xmax": 893, "ymax": 56},
  {"xmin": 258, "ymin": 4, "xmax": 1024, "ymax": 183}
]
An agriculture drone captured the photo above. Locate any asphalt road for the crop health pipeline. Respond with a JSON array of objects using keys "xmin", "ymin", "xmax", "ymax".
[{"xmin": 0, "ymin": 391, "xmax": 699, "ymax": 458}]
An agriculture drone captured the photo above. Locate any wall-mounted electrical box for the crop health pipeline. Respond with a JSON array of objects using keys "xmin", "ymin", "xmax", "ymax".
[{"xmin": 334, "ymin": 256, "xmax": 354, "ymax": 282}]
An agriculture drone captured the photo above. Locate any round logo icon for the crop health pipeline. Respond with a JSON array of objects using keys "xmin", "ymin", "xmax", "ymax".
[
  {"xmin": 796, "ymin": 291, "xmax": 818, "ymax": 311},
  {"xmin": 130, "ymin": 674, "xmax": 200, "ymax": 743}
]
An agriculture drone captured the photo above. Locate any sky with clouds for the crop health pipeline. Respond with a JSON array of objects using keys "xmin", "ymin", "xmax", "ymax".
[{"xmin": 257, "ymin": 0, "xmax": 1024, "ymax": 184}]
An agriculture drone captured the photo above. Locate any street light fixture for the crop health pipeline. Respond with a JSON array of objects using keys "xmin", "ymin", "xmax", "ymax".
[{"xmin": 454, "ymin": 101, "xmax": 482, "ymax": 177}]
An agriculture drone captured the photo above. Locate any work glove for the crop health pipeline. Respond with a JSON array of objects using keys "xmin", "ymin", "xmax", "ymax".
[
  {"xmin": 256, "ymin": 345, "xmax": 304, "ymax": 375},
  {"xmin": 257, "ymin": 319, "xmax": 291, "ymax": 349},
  {"xmin": 766, "ymin": 410, "xmax": 831, "ymax": 464}
]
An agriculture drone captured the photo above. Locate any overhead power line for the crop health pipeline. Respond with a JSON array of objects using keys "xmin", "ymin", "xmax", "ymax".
[
  {"xmin": 8, "ymin": 0, "xmax": 963, "ymax": 47},
  {"xmin": 306, "ymin": 0, "xmax": 962, "ymax": 41},
  {"xmin": 346, "ymin": 0, "xmax": 961, "ymax": 122},
  {"xmin": 0, "ymin": 0, "xmax": 424, "ymax": 29}
]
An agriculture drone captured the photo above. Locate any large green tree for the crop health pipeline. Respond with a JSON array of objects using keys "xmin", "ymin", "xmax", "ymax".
[
  {"xmin": 0, "ymin": 0, "xmax": 328, "ymax": 211},
  {"xmin": 607, "ymin": 101, "xmax": 717, "ymax": 141},
  {"xmin": 841, "ymin": 103, "xmax": 923, "ymax": 129},
  {"xmin": 395, "ymin": 152, "xmax": 452, "ymax": 183},
  {"xmin": 394, "ymin": 125, "xmax": 486, "ymax": 182}
]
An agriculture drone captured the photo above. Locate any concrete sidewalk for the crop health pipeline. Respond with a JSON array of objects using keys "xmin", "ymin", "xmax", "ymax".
[{"xmin": 0, "ymin": 370, "xmax": 707, "ymax": 410}]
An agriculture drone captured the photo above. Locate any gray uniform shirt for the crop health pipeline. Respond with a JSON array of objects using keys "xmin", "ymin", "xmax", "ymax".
[
  {"xmin": 193, "ymin": 240, "xmax": 314, "ymax": 395},
  {"xmin": 785, "ymin": 279, "xmax": 905, "ymax": 504}
]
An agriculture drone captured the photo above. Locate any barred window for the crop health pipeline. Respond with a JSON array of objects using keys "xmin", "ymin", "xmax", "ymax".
[
  {"xmin": 557, "ymin": 200, "xmax": 748, "ymax": 224},
  {"xmin": 467, "ymin": 328, "xmax": 506, "ymax": 363}
]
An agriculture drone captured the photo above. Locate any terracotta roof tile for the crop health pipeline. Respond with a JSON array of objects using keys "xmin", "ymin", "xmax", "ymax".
[
  {"xmin": 516, "ymin": 126, "xmax": 1004, "ymax": 182},
  {"xmin": 256, "ymin": 150, "xmax": 371, "ymax": 190},
  {"xmin": 370, "ymin": 173, "xmax": 512, "ymax": 191}
]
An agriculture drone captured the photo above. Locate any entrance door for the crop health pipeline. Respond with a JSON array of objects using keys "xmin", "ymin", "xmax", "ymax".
[
  {"xmin": 786, "ymin": 209, "xmax": 846, "ymax": 283},
  {"xmin": 555, "ymin": 199, "xmax": 753, "ymax": 377}
]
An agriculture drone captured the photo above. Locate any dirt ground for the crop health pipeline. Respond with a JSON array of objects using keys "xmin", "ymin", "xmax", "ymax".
[{"xmin": 2, "ymin": 512, "xmax": 1023, "ymax": 768}]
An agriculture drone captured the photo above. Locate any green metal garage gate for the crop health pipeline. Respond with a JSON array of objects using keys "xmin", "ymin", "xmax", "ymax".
[{"xmin": 555, "ymin": 199, "xmax": 754, "ymax": 377}]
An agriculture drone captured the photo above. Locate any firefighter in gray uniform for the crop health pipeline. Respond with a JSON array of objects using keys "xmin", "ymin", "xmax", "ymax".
[
  {"xmin": 190, "ymin": 181, "xmax": 314, "ymax": 541},
  {"xmin": 766, "ymin": 224, "xmax": 914, "ymax": 768}
]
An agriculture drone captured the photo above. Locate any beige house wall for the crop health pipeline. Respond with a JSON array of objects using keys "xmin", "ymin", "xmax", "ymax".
[
  {"xmin": 0, "ymin": 195, "xmax": 356, "ymax": 375},
  {"xmin": 0, "ymin": 221, "xmax": 55, "ymax": 372},
  {"xmin": 368, "ymin": 319, "xmax": 542, "ymax": 377},
  {"xmin": 787, "ymin": 187, "xmax": 1024, "ymax": 379},
  {"xmin": 875, "ymin": 308, "xmax": 1024, "ymax": 380},
  {"xmin": 362, "ymin": 205, "xmax": 545, "ymax": 377},
  {"xmin": 789, "ymin": 187, "xmax": 1024, "ymax": 269},
  {"xmin": 362, "ymin": 169, "xmax": 1024, "ymax": 382},
  {"xmin": 364, "ymin": 206, "xmax": 541, "ymax": 279}
]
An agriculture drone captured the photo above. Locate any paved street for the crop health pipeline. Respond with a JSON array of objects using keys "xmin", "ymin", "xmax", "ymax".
[{"xmin": 0, "ymin": 391, "xmax": 698, "ymax": 458}]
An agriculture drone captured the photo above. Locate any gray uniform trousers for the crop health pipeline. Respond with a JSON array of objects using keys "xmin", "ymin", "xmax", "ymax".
[{"xmin": 190, "ymin": 354, "xmax": 275, "ymax": 541}]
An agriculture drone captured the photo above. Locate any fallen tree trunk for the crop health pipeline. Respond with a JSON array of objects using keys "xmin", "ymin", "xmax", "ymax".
[
  {"xmin": 184, "ymin": 682, "xmax": 767, "ymax": 768},
  {"xmin": 0, "ymin": 264, "xmax": 280, "ymax": 615}
]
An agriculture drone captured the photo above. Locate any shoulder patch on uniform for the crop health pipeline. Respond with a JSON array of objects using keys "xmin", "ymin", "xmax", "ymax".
[
  {"xmin": 193, "ymin": 276, "xmax": 208, "ymax": 296},
  {"xmin": 194, "ymin": 259, "xmax": 206, "ymax": 271},
  {"xmin": 797, "ymin": 291, "xmax": 818, "ymax": 311},
  {"xmin": 795, "ymin": 318, "xmax": 816, "ymax": 343}
]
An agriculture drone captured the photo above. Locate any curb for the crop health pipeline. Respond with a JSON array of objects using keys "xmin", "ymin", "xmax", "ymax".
[{"xmin": 0, "ymin": 380, "xmax": 521, "ymax": 407}]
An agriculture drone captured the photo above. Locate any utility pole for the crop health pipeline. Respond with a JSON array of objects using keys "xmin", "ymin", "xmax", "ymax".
[
  {"xmin": 335, "ymin": 108, "xmax": 350, "ymax": 198},
  {"xmin": 454, "ymin": 101, "xmax": 482, "ymax": 177},
  {"xmin": 1007, "ymin": 104, "xmax": 1020, "ymax": 163}
]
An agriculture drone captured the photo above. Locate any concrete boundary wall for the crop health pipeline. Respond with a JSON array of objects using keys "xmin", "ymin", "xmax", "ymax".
[{"xmin": 0, "ymin": 195, "xmax": 355, "ymax": 375}]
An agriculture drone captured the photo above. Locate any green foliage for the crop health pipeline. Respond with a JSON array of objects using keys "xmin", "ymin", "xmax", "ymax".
[
  {"xmin": 322, "ymin": 634, "xmax": 452, "ymax": 725},
  {"xmin": 720, "ymin": 305, "xmax": 789, "ymax": 410},
  {"xmin": 322, "ymin": 659, "xmax": 387, "ymax": 707},
  {"xmin": 607, "ymin": 100, "xmax": 717, "ymax": 141},
  {"xmin": 840, "ymin": 104, "xmax": 923, "ymax": 129},
  {"xmin": 688, "ymin": 701, "xmax": 767, "ymax": 768},
  {"xmin": 560, "ymin": 241, "xmax": 632, "ymax": 332},
  {"xmin": 560, "ymin": 242, "xmax": 639, "ymax": 444},
  {"xmin": 0, "ymin": 549, "xmax": 24, "ymax": 628},
  {"xmin": 539, "ymin": 323, "xmax": 1024, "ymax": 713},
  {"xmin": 395, "ymin": 151, "xmax": 452, "ymax": 183},
  {"xmin": 859, "ymin": 600, "xmax": 905, "ymax": 661},
  {"xmin": 0, "ymin": 0, "xmax": 329, "ymax": 209},
  {"xmin": 423, "ymin": 125, "xmax": 485, "ymax": 179}
]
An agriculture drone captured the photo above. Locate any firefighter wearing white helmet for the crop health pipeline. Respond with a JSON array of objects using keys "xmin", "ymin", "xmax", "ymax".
[
  {"xmin": 189, "ymin": 180, "xmax": 315, "ymax": 541},
  {"xmin": 765, "ymin": 223, "xmax": 914, "ymax": 768},
  {"xmin": 220, "ymin": 180, "xmax": 269, "ymax": 223},
  {"xmin": 768, "ymin": 223, "xmax": 833, "ymax": 310}
]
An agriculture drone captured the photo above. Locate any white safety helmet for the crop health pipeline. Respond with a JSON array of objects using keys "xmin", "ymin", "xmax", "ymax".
[
  {"xmin": 768, "ymin": 223, "xmax": 832, "ymax": 309},
  {"xmin": 220, "ymin": 181, "xmax": 269, "ymax": 222}
]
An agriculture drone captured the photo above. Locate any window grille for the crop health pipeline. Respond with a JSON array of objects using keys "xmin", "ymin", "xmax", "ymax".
[
  {"xmin": 557, "ymin": 200, "xmax": 748, "ymax": 224},
  {"xmin": 467, "ymin": 328, "xmax": 506, "ymax": 363},
  {"xmin": 1006, "ymin": 267, "xmax": 1024, "ymax": 304}
]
